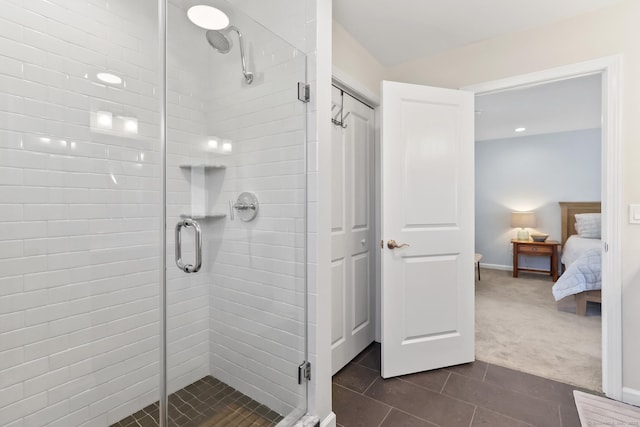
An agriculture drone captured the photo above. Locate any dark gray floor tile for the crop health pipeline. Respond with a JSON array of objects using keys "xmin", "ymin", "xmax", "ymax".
[
  {"xmin": 365, "ymin": 377, "xmax": 475, "ymax": 427},
  {"xmin": 484, "ymin": 363, "xmax": 577, "ymax": 405},
  {"xmin": 355, "ymin": 343, "xmax": 381, "ymax": 371},
  {"xmin": 353, "ymin": 342, "xmax": 380, "ymax": 362},
  {"xmin": 399, "ymin": 369, "xmax": 450, "ymax": 393},
  {"xmin": 333, "ymin": 344, "xmax": 586, "ymax": 427},
  {"xmin": 471, "ymin": 407, "xmax": 533, "ymax": 427},
  {"xmin": 380, "ymin": 409, "xmax": 438, "ymax": 427},
  {"xmin": 444, "ymin": 360, "xmax": 488, "ymax": 381},
  {"xmin": 333, "ymin": 362, "xmax": 380, "ymax": 393},
  {"xmin": 332, "ymin": 383, "xmax": 391, "ymax": 427},
  {"xmin": 443, "ymin": 373, "xmax": 561, "ymax": 427}
]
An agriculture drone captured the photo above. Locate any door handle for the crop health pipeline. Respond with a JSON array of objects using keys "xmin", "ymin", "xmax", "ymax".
[
  {"xmin": 175, "ymin": 218, "xmax": 202, "ymax": 273},
  {"xmin": 387, "ymin": 240, "xmax": 410, "ymax": 249}
]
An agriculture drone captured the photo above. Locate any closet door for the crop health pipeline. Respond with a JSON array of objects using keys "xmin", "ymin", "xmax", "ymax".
[{"xmin": 331, "ymin": 88, "xmax": 376, "ymax": 374}]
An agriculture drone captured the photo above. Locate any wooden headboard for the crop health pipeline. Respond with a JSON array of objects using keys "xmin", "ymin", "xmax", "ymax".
[{"xmin": 558, "ymin": 201, "xmax": 601, "ymax": 247}]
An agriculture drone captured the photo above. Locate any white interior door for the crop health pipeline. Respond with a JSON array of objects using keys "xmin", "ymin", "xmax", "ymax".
[
  {"xmin": 331, "ymin": 87, "xmax": 376, "ymax": 374},
  {"xmin": 381, "ymin": 80, "xmax": 474, "ymax": 378}
]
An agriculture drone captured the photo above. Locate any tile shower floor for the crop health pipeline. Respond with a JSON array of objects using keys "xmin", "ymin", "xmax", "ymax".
[
  {"xmin": 112, "ymin": 376, "xmax": 282, "ymax": 427},
  {"xmin": 333, "ymin": 342, "xmax": 594, "ymax": 427}
]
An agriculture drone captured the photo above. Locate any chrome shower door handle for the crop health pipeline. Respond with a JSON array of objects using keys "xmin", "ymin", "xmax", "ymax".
[{"xmin": 175, "ymin": 218, "xmax": 202, "ymax": 273}]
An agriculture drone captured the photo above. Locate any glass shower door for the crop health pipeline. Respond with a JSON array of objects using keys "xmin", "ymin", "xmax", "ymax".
[{"xmin": 163, "ymin": 1, "xmax": 308, "ymax": 425}]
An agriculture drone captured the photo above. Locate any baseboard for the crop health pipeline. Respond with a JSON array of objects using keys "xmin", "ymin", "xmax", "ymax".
[
  {"xmin": 321, "ymin": 412, "xmax": 336, "ymax": 427},
  {"xmin": 480, "ymin": 263, "xmax": 512, "ymax": 272},
  {"xmin": 622, "ymin": 387, "xmax": 640, "ymax": 407}
]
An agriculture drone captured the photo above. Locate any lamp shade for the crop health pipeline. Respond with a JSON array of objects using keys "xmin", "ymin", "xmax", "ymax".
[{"xmin": 511, "ymin": 211, "xmax": 536, "ymax": 228}]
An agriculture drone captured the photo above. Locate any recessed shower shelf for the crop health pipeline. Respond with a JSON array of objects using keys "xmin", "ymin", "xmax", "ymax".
[
  {"xmin": 179, "ymin": 164, "xmax": 227, "ymax": 170},
  {"xmin": 180, "ymin": 213, "xmax": 227, "ymax": 219}
]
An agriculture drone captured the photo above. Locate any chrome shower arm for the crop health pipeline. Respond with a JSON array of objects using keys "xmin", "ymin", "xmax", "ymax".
[{"xmin": 229, "ymin": 26, "xmax": 253, "ymax": 84}]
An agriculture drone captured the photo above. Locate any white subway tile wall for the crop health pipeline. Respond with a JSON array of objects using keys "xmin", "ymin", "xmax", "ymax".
[
  {"xmin": 0, "ymin": 0, "xmax": 163, "ymax": 426},
  {"xmin": 0, "ymin": 0, "xmax": 310, "ymax": 425}
]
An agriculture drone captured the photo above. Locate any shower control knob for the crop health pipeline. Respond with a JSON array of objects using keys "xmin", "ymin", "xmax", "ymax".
[{"xmin": 233, "ymin": 192, "xmax": 259, "ymax": 222}]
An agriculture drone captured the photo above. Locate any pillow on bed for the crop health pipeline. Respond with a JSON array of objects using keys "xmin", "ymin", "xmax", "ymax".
[{"xmin": 575, "ymin": 213, "xmax": 601, "ymax": 239}]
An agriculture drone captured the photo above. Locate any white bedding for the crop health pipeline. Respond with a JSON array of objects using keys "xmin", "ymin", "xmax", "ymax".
[
  {"xmin": 561, "ymin": 235, "xmax": 602, "ymax": 267},
  {"xmin": 553, "ymin": 242, "xmax": 602, "ymax": 301}
]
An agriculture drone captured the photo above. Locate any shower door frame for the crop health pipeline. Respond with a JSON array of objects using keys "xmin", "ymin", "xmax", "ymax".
[{"xmin": 159, "ymin": 0, "xmax": 168, "ymax": 425}]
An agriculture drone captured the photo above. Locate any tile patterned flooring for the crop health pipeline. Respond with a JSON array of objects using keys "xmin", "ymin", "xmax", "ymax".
[
  {"xmin": 112, "ymin": 376, "xmax": 282, "ymax": 427},
  {"xmin": 333, "ymin": 342, "xmax": 592, "ymax": 427}
]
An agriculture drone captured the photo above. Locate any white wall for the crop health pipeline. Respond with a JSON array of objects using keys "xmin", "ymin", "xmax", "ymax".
[
  {"xmin": 332, "ymin": 20, "xmax": 386, "ymax": 99},
  {"xmin": 0, "ymin": 0, "xmax": 162, "ymax": 425},
  {"xmin": 476, "ymin": 129, "xmax": 602, "ymax": 270},
  {"xmin": 310, "ymin": 1, "xmax": 334, "ymax": 424}
]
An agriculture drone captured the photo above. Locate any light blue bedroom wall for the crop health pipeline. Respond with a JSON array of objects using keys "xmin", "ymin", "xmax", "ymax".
[{"xmin": 475, "ymin": 128, "xmax": 601, "ymax": 270}]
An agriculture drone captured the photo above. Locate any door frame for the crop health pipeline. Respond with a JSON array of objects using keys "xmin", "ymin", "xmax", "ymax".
[{"xmin": 462, "ymin": 55, "xmax": 623, "ymax": 400}]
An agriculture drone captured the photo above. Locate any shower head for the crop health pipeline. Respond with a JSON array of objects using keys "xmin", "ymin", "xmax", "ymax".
[
  {"xmin": 205, "ymin": 29, "xmax": 231, "ymax": 54},
  {"xmin": 205, "ymin": 26, "xmax": 253, "ymax": 84}
]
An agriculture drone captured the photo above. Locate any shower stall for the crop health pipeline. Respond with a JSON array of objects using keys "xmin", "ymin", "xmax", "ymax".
[{"xmin": 0, "ymin": 0, "xmax": 309, "ymax": 426}]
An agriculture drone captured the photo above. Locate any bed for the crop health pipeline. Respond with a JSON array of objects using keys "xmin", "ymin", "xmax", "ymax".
[{"xmin": 553, "ymin": 202, "xmax": 602, "ymax": 315}]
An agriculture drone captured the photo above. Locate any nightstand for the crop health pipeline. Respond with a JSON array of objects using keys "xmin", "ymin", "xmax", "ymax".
[{"xmin": 512, "ymin": 239, "xmax": 561, "ymax": 281}]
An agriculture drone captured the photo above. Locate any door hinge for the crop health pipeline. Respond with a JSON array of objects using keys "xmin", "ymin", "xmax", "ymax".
[
  {"xmin": 298, "ymin": 361, "xmax": 311, "ymax": 384},
  {"xmin": 298, "ymin": 82, "xmax": 310, "ymax": 103}
]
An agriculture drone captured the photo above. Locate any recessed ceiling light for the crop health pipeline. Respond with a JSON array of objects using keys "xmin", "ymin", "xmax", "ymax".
[
  {"xmin": 515, "ymin": 127, "xmax": 526, "ymax": 132},
  {"xmin": 96, "ymin": 72, "xmax": 123, "ymax": 85},
  {"xmin": 187, "ymin": 5, "xmax": 229, "ymax": 30}
]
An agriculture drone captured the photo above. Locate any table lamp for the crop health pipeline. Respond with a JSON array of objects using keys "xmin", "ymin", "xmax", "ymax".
[{"xmin": 511, "ymin": 211, "xmax": 536, "ymax": 241}]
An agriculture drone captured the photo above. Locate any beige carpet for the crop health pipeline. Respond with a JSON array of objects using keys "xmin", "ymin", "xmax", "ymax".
[
  {"xmin": 476, "ymin": 268, "xmax": 602, "ymax": 391},
  {"xmin": 574, "ymin": 390, "xmax": 640, "ymax": 426}
]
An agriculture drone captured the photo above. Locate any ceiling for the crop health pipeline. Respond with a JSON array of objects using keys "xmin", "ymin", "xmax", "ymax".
[
  {"xmin": 333, "ymin": 0, "xmax": 625, "ymax": 66},
  {"xmin": 475, "ymin": 74, "xmax": 601, "ymax": 141}
]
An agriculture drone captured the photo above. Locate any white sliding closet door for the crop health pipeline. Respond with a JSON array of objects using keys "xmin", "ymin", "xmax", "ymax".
[{"xmin": 331, "ymin": 87, "xmax": 376, "ymax": 374}]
